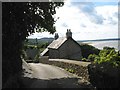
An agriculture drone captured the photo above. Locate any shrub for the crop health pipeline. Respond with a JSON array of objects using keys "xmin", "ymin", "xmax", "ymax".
[
  {"xmin": 34, "ymin": 54, "xmax": 40, "ymax": 63},
  {"xmin": 33, "ymin": 50, "xmax": 41, "ymax": 63},
  {"xmin": 80, "ymin": 44, "xmax": 100, "ymax": 58},
  {"xmin": 65, "ymin": 68, "xmax": 75, "ymax": 73},
  {"xmin": 88, "ymin": 47, "xmax": 120, "ymax": 88},
  {"xmin": 94, "ymin": 47, "xmax": 120, "ymax": 67},
  {"xmin": 88, "ymin": 63, "xmax": 120, "ymax": 88},
  {"xmin": 28, "ymin": 57, "xmax": 32, "ymax": 60},
  {"xmin": 21, "ymin": 50, "xmax": 28, "ymax": 60},
  {"xmin": 33, "ymin": 59, "xmax": 39, "ymax": 63},
  {"xmin": 81, "ymin": 58, "xmax": 89, "ymax": 62},
  {"xmin": 88, "ymin": 54, "xmax": 98, "ymax": 62},
  {"xmin": 23, "ymin": 45, "xmax": 38, "ymax": 50}
]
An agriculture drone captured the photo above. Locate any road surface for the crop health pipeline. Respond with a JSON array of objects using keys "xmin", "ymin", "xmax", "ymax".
[
  {"xmin": 29, "ymin": 63, "xmax": 78, "ymax": 79},
  {"xmin": 22, "ymin": 63, "xmax": 91, "ymax": 88}
]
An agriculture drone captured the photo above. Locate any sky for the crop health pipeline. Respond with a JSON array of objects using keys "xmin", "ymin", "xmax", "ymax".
[{"xmin": 28, "ymin": 0, "xmax": 119, "ymax": 40}]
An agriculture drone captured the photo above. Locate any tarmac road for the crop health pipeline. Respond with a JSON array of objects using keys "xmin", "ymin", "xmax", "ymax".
[
  {"xmin": 22, "ymin": 63, "xmax": 90, "ymax": 88},
  {"xmin": 29, "ymin": 63, "xmax": 78, "ymax": 79}
]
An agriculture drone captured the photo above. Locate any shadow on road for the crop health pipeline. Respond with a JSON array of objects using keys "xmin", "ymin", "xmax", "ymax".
[{"xmin": 21, "ymin": 76, "xmax": 94, "ymax": 89}]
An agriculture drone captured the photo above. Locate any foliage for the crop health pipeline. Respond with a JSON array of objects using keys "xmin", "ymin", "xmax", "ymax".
[
  {"xmin": 81, "ymin": 58, "xmax": 89, "ymax": 62},
  {"xmin": 40, "ymin": 48, "xmax": 46, "ymax": 53},
  {"xmin": 3, "ymin": 2, "xmax": 64, "ymax": 60},
  {"xmin": 92, "ymin": 47, "xmax": 120, "ymax": 67},
  {"xmin": 65, "ymin": 68, "xmax": 75, "ymax": 73},
  {"xmin": 34, "ymin": 56, "xmax": 39, "ymax": 63},
  {"xmin": 88, "ymin": 54, "xmax": 98, "ymax": 62},
  {"xmin": 88, "ymin": 63, "xmax": 120, "ymax": 88},
  {"xmin": 3, "ymin": 2, "xmax": 64, "ymax": 40},
  {"xmin": 2, "ymin": 2, "xmax": 64, "ymax": 87},
  {"xmin": 24, "ymin": 45, "xmax": 38, "ymax": 50},
  {"xmin": 88, "ymin": 47, "xmax": 120, "ymax": 88},
  {"xmin": 21, "ymin": 50, "xmax": 28, "ymax": 60},
  {"xmin": 40, "ymin": 42, "xmax": 49, "ymax": 48},
  {"xmin": 80, "ymin": 44, "xmax": 100, "ymax": 58},
  {"xmin": 34, "ymin": 50, "xmax": 41, "ymax": 63},
  {"xmin": 23, "ymin": 40, "xmax": 49, "ymax": 50}
]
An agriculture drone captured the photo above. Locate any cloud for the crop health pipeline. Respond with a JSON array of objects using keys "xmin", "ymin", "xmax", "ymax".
[
  {"xmin": 68, "ymin": 0, "xmax": 119, "ymax": 2},
  {"xmin": 86, "ymin": 13, "xmax": 104, "ymax": 24},
  {"xmin": 28, "ymin": 1, "xmax": 118, "ymax": 40},
  {"xmin": 70, "ymin": 2, "xmax": 104, "ymax": 24},
  {"xmin": 80, "ymin": 24, "xmax": 86, "ymax": 28},
  {"xmin": 61, "ymin": 23, "xmax": 68, "ymax": 27},
  {"xmin": 113, "ymin": 12, "xmax": 118, "ymax": 18},
  {"xmin": 95, "ymin": 5, "xmax": 118, "ymax": 25},
  {"xmin": 54, "ymin": 1, "xmax": 118, "ymax": 40},
  {"xmin": 108, "ymin": 17, "xmax": 117, "ymax": 25}
]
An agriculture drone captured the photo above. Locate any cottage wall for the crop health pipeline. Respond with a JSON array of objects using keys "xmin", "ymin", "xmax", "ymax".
[
  {"xmin": 58, "ymin": 41, "xmax": 68, "ymax": 59},
  {"xmin": 58, "ymin": 38, "xmax": 82, "ymax": 60},
  {"xmin": 49, "ymin": 49, "xmax": 59, "ymax": 59}
]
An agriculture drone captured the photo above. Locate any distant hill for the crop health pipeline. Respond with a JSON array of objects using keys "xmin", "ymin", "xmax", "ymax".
[
  {"xmin": 27, "ymin": 38, "xmax": 120, "ymax": 45},
  {"xmin": 27, "ymin": 38, "xmax": 54, "ymax": 44}
]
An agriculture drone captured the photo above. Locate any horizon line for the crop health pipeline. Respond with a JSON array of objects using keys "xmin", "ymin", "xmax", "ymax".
[{"xmin": 27, "ymin": 37, "xmax": 120, "ymax": 41}]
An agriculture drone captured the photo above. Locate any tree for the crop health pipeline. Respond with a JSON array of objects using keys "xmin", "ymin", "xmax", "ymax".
[
  {"xmin": 35, "ymin": 38, "xmax": 38, "ymax": 45},
  {"xmin": 2, "ymin": 2, "xmax": 64, "ymax": 88},
  {"xmin": 80, "ymin": 44, "xmax": 100, "ymax": 58}
]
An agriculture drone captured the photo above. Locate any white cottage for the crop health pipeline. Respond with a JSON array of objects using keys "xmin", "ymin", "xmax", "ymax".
[{"xmin": 41, "ymin": 29, "xmax": 82, "ymax": 60}]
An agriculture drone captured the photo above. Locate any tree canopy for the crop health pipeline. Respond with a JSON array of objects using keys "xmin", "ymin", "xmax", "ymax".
[
  {"xmin": 2, "ymin": 2, "xmax": 64, "ymax": 88},
  {"xmin": 3, "ymin": 2, "xmax": 64, "ymax": 41},
  {"xmin": 3, "ymin": 2, "xmax": 64, "ymax": 60}
]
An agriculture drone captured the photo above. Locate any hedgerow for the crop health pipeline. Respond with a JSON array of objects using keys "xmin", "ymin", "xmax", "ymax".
[
  {"xmin": 92, "ymin": 47, "xmax": 120, "ymax": 67},
  {"xmin": 88, "ymin": 47, "xmax": 120, "ymax": 88}
]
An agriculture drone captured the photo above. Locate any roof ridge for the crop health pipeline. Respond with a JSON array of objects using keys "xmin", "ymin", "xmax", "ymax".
[{"xmin": 48, "ymin": 37, "xmax": 67, "ymax": 49}]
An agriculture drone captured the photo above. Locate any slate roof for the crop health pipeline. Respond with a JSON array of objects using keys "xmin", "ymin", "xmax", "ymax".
[
  {"xmin": 41, "ymin": 37, "xmax": 67, "ymax": 56},
  {"xmin": 41, "ymin": 37, "xmax": 81, "ymax": 56},
  {"xmin": 40, "ymin": 48, "xmax": 49, "ymax": 56},
  {"xmin": 47, "ymin": 37, "xmax": 67, "ymax": 49}
]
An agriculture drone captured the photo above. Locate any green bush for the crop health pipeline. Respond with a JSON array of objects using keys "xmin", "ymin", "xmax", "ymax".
[
  {"xmin": 21, "ymin": 50, "xmax": 28, "ymax": 60},
  {"xmin": 23, "ymin": 45, "xmax": 38, "ymax": 50},
  {"xmin": 93, "ymin": 47, "xmax": 120, "ymax": 67},
  {"xmin": 88, "ymin": 54, "xmax": 98, "ymax": 62},
  {"xmin": 81, "ymin": 58, "xmax": 89, "ymax": 62},
  {"xmin": 34, "ymin": 54, "xmax": 40, "ymax": 60},
  {"xmin": 88, "ymin": 63, "xmax": 120, "ymax": 88},
  {"xmin": 33, "ymin": 50, "xmax": 41, "ymax": 63},
  {"xmin": 40, "ymin": 42, "xmax": 49, "ymax": 48},
  {"xmin": 88, "ymin": 47, "xmax": 120, "ymax": 88},
  {"xmin": 65, "ymin": 68, "xmax": 75, "ymax": 73},
  {"xmin": 80, "ymin": 44, "xmax": 100, "ymax": 58}
]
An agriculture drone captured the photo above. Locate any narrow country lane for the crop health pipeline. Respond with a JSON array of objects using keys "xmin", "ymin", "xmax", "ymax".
[
  {"xmin": 22, "ymin": 63, "xmax": 92, "ymax": 88},
  {"xmin": 29, "ymin": 63, "xmax": 77, "ymax": 79}
]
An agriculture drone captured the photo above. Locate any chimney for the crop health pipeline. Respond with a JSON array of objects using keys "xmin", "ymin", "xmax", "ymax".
[
  {"xmin": 66, "ymin": 29, "xmax": 72, "ymax": 38},
  {"xmin": 54, "ymin": 33, "xmax": 59, "ymax": 40}
]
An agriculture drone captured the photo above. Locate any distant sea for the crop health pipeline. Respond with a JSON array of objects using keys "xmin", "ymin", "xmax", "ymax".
[{"xmin": 80, "ymin": 40, "xmax": 120, "ymax": 51}]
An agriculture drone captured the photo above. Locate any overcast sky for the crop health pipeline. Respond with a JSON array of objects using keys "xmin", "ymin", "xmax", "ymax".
[{"xmin": 28, "ymin": 0, "xmax": 119, "ymax": 40}]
